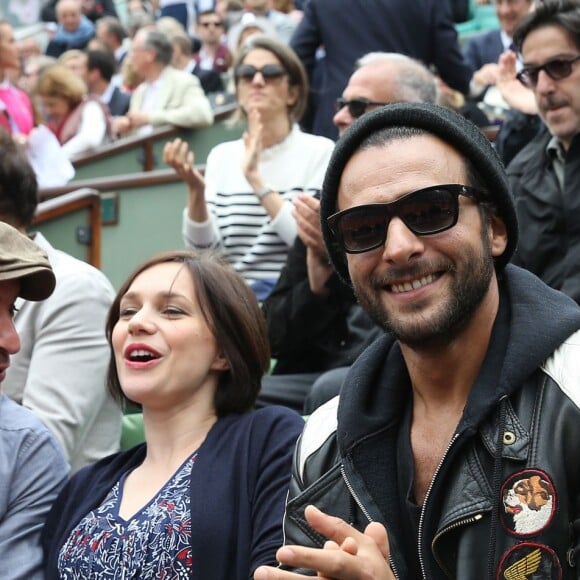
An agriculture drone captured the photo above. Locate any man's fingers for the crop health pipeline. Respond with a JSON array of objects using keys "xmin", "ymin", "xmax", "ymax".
[
  {"xmin": 339, "ymin": 536, "xmax": 359, "ymax": 556},
  {"xmin": 364, "ymin": 522, "xmax": 390, "ymax": 560},
  {"xmin": 304, "ymin": 505, "xmax": 366, "ymax": 545}
]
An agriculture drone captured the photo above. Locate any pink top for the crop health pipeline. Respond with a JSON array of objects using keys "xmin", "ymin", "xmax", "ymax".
[{"xmin": 0, "ymin": 83, "xmax": 34, "ymax": 135}]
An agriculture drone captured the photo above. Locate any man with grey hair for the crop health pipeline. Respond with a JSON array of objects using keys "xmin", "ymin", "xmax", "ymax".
[
  {"xmin": 333, "ymin": 52, "xmax": 437, "ymax": 137},
  {"xmin": 259, "ymin": 52, "xmax": 437, "ymax": 414},
  {"xmin": 114, "ymin": 27, "xmax": 213, "ymax": 137}
]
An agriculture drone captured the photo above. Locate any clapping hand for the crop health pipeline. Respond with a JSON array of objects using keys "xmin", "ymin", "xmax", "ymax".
[
  {"xmin": 242, "ymin": 109, "xmax": 264, "ymax": 191},
  {"xmin": 254, "ymin": 505, "xmax": 396, "ymax": 580},
  {"xmin": 163, "ymin": 138, "xmax": 205, "ymax": 197}
]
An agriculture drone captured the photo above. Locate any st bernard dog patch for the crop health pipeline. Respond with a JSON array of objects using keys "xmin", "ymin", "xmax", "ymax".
[{"xmin": 501, "ymin": 469, "xmax": 556, "ymax": 537}]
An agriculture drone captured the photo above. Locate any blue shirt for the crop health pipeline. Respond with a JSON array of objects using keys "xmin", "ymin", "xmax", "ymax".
[{"xmin": 0, "ymin": 395, "xmax": 69, "ymax": 579}]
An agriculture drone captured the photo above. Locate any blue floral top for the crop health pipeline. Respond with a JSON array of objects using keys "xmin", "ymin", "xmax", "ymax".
[{"xmin": 57, "ymin": 453, "xmax": 197, "ymax": 579}]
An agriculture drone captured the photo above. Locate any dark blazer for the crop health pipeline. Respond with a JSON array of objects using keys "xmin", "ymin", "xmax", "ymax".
[
  {"xmin": 463, "ymin": 29, "xmax": 504, "ymax": 74},
  {"xmin": 191, "ymin": 63, "xmax": 224, "ymax": 95},
  {"xmin": 290, "ymin": 0, "xmax": 472, "ymax": 139},
  {"xmin": 106, "ymin": 86, "xmax": 130, "ymax": 117}
]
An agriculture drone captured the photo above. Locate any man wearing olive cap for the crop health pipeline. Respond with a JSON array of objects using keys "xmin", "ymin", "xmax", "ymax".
[
  {"xmin": 255, "ymin": 104, "xmax": 580, "ymax": 579},
  {"xmin": 0, "ymin": 221, "xmax": 68, "ymax": 579}
]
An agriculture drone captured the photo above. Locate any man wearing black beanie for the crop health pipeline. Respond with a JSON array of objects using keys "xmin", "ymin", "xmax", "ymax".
[{"xmin": 255, "ymin": 103, "xmax": 580, "ymax": 580}]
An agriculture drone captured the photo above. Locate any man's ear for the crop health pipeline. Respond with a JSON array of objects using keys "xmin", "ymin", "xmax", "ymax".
[{"xmin": 489, "ymin": 214, "xmax": 508, "ymax": 258}]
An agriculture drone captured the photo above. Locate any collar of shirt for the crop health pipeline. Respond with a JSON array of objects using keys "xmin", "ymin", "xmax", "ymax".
[
  {"xmin": 546, "ymin": 134, "xmax": 566, "ymax": 191},
  {"xmin": 500, "ymin": 30, "xmax": 513, "ymax": 52},
  {"xmin": 100, "ymin": 82, "xmax": 115, "ymax": 105},
  {"xmin": 139, "ymin": 68, "xmax": 167, "ymax": 113}
]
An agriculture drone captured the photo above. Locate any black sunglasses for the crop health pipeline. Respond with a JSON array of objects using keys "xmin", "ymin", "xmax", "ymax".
[
  {"xmin": 327, "ymin": 184, "xmax": 485, "ymax": 254},
  {"xmin": 335, "ymin": 97, "xmax": 389, "ymax": 119},
  {"xmin": 234, "ymin": 63, "xmax": 287, "ymax": 83},
  {"xmin": 516, "ymin": 54, "xmax": 580, "ymax": 88}
]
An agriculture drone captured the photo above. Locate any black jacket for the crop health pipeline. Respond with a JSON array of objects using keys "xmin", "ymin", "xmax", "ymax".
[
  {"xmin": 508, "ymin": 128, "xmax": 580, "ymax": 304},
  {"xmin": 282, "ymin": 266, "xmax": 580, "ymax": 578},
  {"xmin": 262, "ymin": 236, "xmax": 381, "ymax": 374}
]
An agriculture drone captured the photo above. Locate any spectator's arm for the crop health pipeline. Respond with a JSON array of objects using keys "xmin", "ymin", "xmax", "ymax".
[
  {"xmin": 61, "ymin": 100, "xmax": 108, "ymax": 159},
  {"xmin": 430, "ymin": 1, "xmax": 472, "ymax": 94},
  {"xmin": 289, "ymin": 0, "xmax": 323, "ymax": 75}
]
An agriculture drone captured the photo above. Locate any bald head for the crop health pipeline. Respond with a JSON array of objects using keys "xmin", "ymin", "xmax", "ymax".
[
  {"xmin": 333, "ymin": 52, "xmax": 437, "ymax": 136},
  {"xmin": 56, "ymin": 0, "xmax": 82, "ymax": 32}
]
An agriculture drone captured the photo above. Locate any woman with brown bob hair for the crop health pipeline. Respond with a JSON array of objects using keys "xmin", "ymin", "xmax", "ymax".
[
  {"xmin": 37, "ymin": 63, "xmax": 110, "ymax": 159},
  {"xmin": 42, "ymin": 250, "xmax": 304, "ymax": 579},
  {"xmin": 164, "ymin": 35, "xmax": 334, "ymax": 302}
]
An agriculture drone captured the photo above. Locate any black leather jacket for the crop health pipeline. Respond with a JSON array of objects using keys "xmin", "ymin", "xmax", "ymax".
[
  {"xmin": 508, "ymin": 129, "xmax": 580, "ymax": 305},
  {"xmin": 282, "ymin": 266, "xmax": 580, "ymax": 579}
]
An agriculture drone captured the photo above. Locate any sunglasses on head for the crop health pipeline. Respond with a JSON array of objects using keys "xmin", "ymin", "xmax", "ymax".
[
  {"xmin": 335, "ymin": 97, "xmax": 389, "ymax": 119},
  {"xmin": 516, "ymin": 54, "xmax": 580, "ymax": 88},
  {"xmin": 327, "ymin": 184, "xmax": 485, "ymax": 254},
  {"xmin": 234, "ymin": 63, "xmax": 287, "ymax": 83}
]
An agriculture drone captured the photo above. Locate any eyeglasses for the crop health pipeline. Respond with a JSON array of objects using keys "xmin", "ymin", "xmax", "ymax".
[
  {"xmin": 335, "ymin": 97, "xmax": 389, "ymax": 119},
  {"xmin": 516, "ymin": 55, "xmax": 580, "ymax": 88},
  {"xmin": 327, "ymin": 184, "xmax": 485, "ymax": 254},
  {"xmin": 234, "ymin": 63, "xmax": 287, "ymax": 83},
  {"xmin": 199, "ymin": 20, "xmax": 222, "ymax": 27}
]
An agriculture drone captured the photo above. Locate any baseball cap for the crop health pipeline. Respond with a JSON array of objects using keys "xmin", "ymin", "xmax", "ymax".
[{"xmin": 0, "ymin": 222, "xmax": 56, "ymax": 301}]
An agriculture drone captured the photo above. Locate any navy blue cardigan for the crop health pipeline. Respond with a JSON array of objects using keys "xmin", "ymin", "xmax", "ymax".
[{"xmin": 42, "ymin": 406, "xmax": 304, "ymax": 579}]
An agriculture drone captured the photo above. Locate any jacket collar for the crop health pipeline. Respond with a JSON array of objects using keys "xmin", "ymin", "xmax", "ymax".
[{"xmin": 337, "ymin": 265, "xmax": 580, "ymax": 451}]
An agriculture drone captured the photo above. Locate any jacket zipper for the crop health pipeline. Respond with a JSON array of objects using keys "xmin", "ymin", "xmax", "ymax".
[
  {"xmin": 341, "ymin": 465, "xmax": 401, "ymax": 580},
  {"xmin": 432, "ymin": 514, "xmax": 484, "ymax": 576},
  {"xmin": 417, "ymin": 433, "xmax": 459, "ymax": 580}
]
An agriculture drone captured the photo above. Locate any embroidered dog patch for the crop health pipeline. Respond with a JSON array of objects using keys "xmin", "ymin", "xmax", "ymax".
[
  {"xmin": 501, "ymin": 469, "xmax": 556, "ymax": 536},
  {"xmin": 497, "ymin": 543, "xmax": 561, "ymax": 579}
]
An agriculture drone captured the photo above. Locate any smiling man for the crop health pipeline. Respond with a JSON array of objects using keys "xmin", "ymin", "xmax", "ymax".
[
  {"xmin": 253, "ymin": 103, "xmax": 580, "ymax": 579},
  {"xmin": 508, "ymin": 0, "xmax": 580, "ymax": 303}
]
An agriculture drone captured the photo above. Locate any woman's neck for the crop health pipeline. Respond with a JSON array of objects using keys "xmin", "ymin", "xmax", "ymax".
[
  {"xmin": 259, "ymin": 115, "xmax": 292, "ymax": 150},
  {"xmin": 141, "ymin": 402, "xmax": 218, "ymax": 469}
]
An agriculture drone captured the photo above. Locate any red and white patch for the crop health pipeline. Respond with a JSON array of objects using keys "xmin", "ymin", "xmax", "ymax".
[
  {"xmin": 496, "ymin": 543, "xmax": 561, "ymax": 580},
  {"xmin": 501, "ymin": 469, "xmax": 556, "ymax": 537}
]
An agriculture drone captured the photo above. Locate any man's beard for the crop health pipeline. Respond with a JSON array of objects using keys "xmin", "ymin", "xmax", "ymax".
[{"xmin": 352, "ymin": 229, "xmax": 495, "ymax": 349}]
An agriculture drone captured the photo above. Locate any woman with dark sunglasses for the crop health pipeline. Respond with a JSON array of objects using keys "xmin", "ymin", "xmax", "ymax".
[{"xmin": 164, "ymin": 35, "xmax": 334, "ymax": 301}]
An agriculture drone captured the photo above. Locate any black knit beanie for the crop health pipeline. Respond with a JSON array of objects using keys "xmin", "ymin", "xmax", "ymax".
[{"xmin": 320, "ymin": 102, "xmax": 518, "ymax": 284}]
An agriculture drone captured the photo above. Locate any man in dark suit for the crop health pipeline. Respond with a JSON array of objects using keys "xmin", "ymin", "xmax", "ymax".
[
  {"xmin": 171, "ymin": 33, "xmax": 225, "ymax": 95},
  {"xmin": 463, "ymin": 0, "xmax": 533, "ymax": 93},
  {"xmin": 86, "ymin": 49, "xmax": 130, "ymax": 117},
  {"xmin": 95, "ymin": 16, "xmax": 128, "ymax": 69},
  {"xmin": 290, "ymin": 0, "xmax": 471, "ymax": 140}
]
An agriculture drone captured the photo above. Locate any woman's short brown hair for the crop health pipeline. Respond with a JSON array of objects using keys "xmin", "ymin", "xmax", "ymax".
[
  {"xmin": 37, "ymin": 63, "xmax": 87, "ymax": 107},
  {"xmin": 105, "ymin": 250, "xmax": 271, "ymax": 416},
  {"xmin": 233, "ymin": 34, "xmax": 309, "ymax": 123}
]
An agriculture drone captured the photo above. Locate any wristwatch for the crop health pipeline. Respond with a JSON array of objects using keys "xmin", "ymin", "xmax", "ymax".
[{"xmin": 255, "ymin": 184, "xmax": 276, "ymax": 200}]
